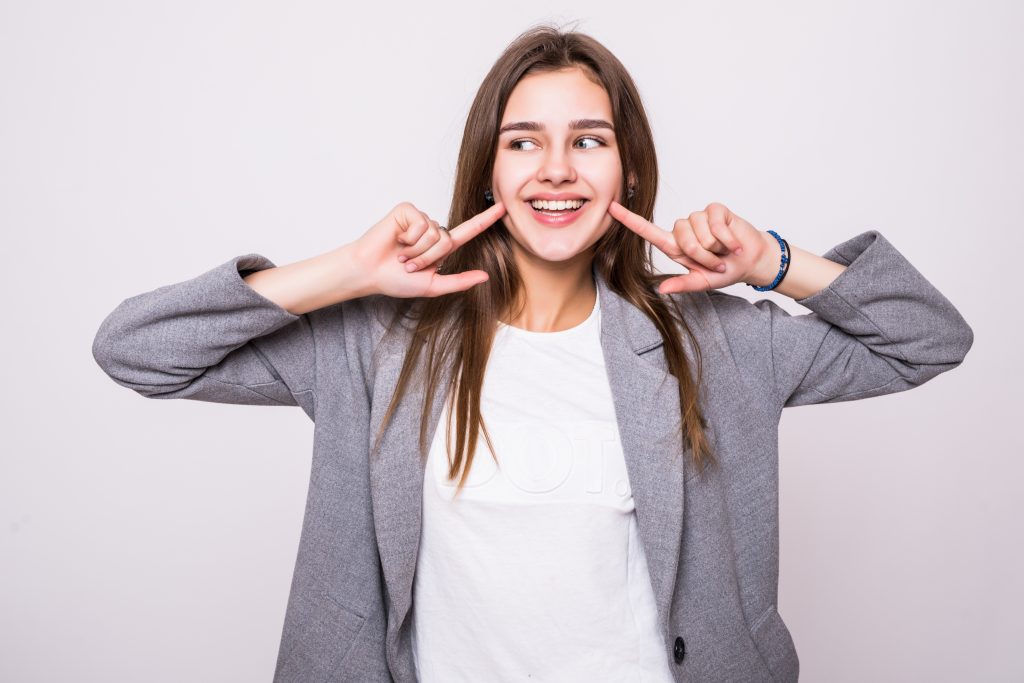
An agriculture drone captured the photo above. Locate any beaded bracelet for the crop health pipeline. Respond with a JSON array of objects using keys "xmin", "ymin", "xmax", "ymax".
[{"xmin": 747, "ymin": 229, "xmax": 791, "ymax": 292}]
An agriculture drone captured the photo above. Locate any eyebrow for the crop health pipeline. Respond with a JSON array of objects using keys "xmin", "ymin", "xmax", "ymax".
[{"xmin": 498, "ymin": 118, "xmax": 615, "ymax": 135}]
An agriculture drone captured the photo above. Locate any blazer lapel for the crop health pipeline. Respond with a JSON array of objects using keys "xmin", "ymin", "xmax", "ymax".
[
  {"xmin": 367, "ymin": 329, "xmax": 451, "ymax": 654},
  {"xmin": 592, "ymin": 267, "xmax": 688, "ymax": 642},
  {"xmin": 368, "ymin": 265, "xmax": 688, "ymax": 652}
]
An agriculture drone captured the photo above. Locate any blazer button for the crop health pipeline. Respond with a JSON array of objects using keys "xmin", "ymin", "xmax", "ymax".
[{"xmin": 673, "ymin": 636, "xmax": 686, "ymax": 663}]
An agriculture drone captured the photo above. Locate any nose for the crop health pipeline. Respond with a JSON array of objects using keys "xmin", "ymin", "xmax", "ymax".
[{"xmin": 536, "ymin": 145, "xmax": 577, "ymax": 185}]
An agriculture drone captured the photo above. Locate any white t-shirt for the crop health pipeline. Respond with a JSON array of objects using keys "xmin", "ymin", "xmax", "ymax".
[{"xmin": 410, "ymin": 285, "xmax": 675, "ymax": 682}]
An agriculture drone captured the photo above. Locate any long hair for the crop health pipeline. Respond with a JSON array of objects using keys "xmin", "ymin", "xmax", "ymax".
[{"xmin": 370, "ymin": 23, "xmax": 714, "ymax": 497}]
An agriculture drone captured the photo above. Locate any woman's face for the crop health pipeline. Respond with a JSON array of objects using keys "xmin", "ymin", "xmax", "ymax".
[{"xmin": 492, "ymin": 67, "xmax": 625, "ymax": 264}]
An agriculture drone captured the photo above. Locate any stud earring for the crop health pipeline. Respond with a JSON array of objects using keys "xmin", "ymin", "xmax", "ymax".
[
  {"xmin": 626, "ymin": 185, "xmax": 636, "ymax": 199},
  {"xmin": 484, "ymin": 189, "xmax": 494, "ymax": 203}
]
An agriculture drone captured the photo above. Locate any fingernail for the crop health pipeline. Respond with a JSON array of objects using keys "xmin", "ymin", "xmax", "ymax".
[
  {"xmin": 716, "ymin": 264, "xmax": 727, "ymax": 273},
  {"xmin": 734, "ymin": 247, "xmax": 743, "ymax": 255},
  {"xmin": 405, "ymin": 262, "xmax": 417, "ymax": 272},
  {"xmin": 397, "ymin": 254, "xmax": 407, "ymax": 262}
]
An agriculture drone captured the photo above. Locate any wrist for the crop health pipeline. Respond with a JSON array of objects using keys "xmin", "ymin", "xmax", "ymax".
[
  {"xmin": 325, "ymin": 242, "xmax": 377, "ymax": 301},
  {"xmin": 745, "ymin": 231, "xmax": 783, "ymax": 288}
]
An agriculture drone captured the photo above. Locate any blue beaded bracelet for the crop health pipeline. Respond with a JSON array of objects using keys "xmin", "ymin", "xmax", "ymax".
[{"xmin": 747, "ymin": 230, "xmax": 791, "ymax": 292}]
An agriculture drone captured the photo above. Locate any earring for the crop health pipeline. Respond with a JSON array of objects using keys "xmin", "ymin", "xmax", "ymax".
[
  {"xmin": 484, "ymin": 189, "xmax": 494, "ymax": 203},
  {"xmin": 626, "ymin": 185, "xmax": 636, "ymax": 199}
]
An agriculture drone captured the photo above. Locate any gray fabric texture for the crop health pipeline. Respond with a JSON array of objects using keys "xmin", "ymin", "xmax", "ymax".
[{"xmin": 92, "ymin": 229, "xmax": 974, "ymax": 682}]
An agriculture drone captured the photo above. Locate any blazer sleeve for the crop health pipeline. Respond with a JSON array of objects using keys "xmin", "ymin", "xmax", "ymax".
[
  {"xmin": 91, "ymin": 253, "xmax": 319, "ymax": 421},
  {"xmin": 705, "ymin": 230, "xmax": 974, "ymax": 411}
]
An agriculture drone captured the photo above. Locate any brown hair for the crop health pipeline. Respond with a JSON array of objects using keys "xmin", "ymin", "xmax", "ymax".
[{"xmin": 371, "ymin": 23, "xmax": 714, "ymax": 496}]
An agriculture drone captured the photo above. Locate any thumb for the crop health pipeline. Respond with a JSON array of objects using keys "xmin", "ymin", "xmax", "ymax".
[
  {"xmin": 658, "ymin": 272, "xmax": 714, "ymax": 294},
  {"xmin": 424, "ymin": 270, "xmax": 490, "ymax": 297}
]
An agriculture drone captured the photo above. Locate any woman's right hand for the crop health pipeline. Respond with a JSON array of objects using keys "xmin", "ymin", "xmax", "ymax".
[{"xmin": 350, "ymin": 201, "xmax": 507, "ymax": 299}]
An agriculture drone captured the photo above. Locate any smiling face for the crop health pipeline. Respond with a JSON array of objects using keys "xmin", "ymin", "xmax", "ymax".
[{"xmin": 492, "ymin": 66, "xmax": 626, "ymax": 266}]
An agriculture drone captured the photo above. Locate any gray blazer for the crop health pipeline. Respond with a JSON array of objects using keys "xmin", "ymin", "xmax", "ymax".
[{"xmin": 92, "ymin": 230, "xmax": 973, "ymax": 682}]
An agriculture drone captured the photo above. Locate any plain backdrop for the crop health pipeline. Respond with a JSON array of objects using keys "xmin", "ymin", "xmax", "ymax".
[{"xmin": 2, "ymin": 0, "xmax": 1021, "ymax": 680}]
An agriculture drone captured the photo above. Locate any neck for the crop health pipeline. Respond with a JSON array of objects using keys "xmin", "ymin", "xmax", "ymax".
[{"xmin": 502, "ymin": 244, "xmax": 597, "ymax": 333}]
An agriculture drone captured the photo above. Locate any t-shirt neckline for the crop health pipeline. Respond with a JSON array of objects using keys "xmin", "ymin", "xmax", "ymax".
[{"xmin": 496, "ymin": 286, "xmax": 600, "ymax": 339}]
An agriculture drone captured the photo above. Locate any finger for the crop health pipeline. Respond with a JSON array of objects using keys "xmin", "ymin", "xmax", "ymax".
[
  {"xmin": 398, "ymin": 219, "xmax": 444, "ymax": 262},
  {"xmin": 608, "ymin": 201, "xmax": 680, "ymax": 257},
  {"xmin": 396, "ymin": 212, "xmax": 430, "ymax": 248},
  {"xmin": 392, "ymin": 203, "xmax": 421, "ymax": 239},
  {"xmin": 657, "ymin": 271, "xmax": 714, "ymax": 294},
  {"xmin": 660, "ymin": 251, "xmax": 731, "ymax": 294},
  {"xmin": 684, "ymin": 213, "xmax": 728, "ymax": 272},
  {"xmin": 403, "ymin": 225, "xmax": 453, "ymax": 272},
  {"xmin": 403, "ymin": 200, "xmax": 507, "ymax": 266},
  {"xmin": 689, "ymin": 211, "xmax": 731, "ymax": 255},
  {"xmin": 423, "ymin": 270, "xmax": 490, "ymax": 297},
  {"xmin": 705, "ymin": 203, "xmax": 743, "ymax": 254},
  {"xmin": 447, "ymin": 201, "xmax": 507, "ymax": 248}
]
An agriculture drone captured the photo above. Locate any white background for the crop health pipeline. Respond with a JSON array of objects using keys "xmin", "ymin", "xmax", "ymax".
[{"xmin": 2, "ymin": 0, "xmax": 1020, "ymax": 680}]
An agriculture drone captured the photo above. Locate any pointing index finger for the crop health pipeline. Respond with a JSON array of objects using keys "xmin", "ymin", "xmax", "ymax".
[
  {"xmin": 608, "ymin": 201, "xmax": 677, "ymax": 256},
  {"xmin": 449, "ymin": 201, "xmax": 507, "ymax": 248}
]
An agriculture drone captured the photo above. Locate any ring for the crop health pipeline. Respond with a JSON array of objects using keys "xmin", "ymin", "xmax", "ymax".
[{"xmin": 438, "ymin": 225, "xmax": 449, "ymax": 233}]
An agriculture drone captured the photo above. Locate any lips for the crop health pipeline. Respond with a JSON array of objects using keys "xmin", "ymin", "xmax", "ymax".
[{"xmin": 526, "ymin": 199, "xmax": 589, "ymax": 227}]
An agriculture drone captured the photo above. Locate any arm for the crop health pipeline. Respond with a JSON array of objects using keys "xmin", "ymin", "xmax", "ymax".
[
  {"xmin": 92, "ymin": 201, "xmax": 508, "ymax": 419},
  {"xmin": 242, "ymin": 243, "xmax": 372, "ymax": 315},
  {"xmin": 707, "ymin": 230, "xmax": 974, "ymax": 410},
  {"xmin": 91, "ymin": 244, "xmax": 369, "ymax": 422}
]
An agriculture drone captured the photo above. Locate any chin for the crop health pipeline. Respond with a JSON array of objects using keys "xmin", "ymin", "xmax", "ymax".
[
  {"xmin": 527, "ymin": 244, "xmax": 589, "ymax": 263},
  {"xmin": 509, "ymin": 221, "xmax": 607, "ymax": 263}
]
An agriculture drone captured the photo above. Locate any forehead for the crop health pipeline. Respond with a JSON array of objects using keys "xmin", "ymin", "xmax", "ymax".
[{"xmin": 500, "ymin": 67, "xmax": 613, "ymax": 125}]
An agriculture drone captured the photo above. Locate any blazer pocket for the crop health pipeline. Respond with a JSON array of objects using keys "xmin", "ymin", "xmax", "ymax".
[
  {"xmin": 748, "ymin": 605, "xmax": 799, "ymax": 683},
  {"xmin": 275, "ymin": 595, "xmax": 367, "ymax": 681}
]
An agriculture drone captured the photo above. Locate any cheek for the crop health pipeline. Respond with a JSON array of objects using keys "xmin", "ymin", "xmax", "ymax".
[
  {"xmin": 493, "ymin": 162, "xmax": 531, "ymax": 192},
  {"xmin": 591, "ymin": 164, "xmax": 624, "ymax": 194}
]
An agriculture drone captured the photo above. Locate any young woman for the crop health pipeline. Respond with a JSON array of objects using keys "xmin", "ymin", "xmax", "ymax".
[{"xmin": 92, "ymin": 25, "xmax": 973, "ymax": 683}]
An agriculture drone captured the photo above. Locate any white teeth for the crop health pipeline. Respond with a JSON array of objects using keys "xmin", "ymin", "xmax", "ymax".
[{"xmin": 529, "ymin": 199, "xmax": 586, "ymax": 211}]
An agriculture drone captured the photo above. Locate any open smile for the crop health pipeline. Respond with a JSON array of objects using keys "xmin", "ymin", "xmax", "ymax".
[{"xmin": 525, "ymin": 199, "xmax": 590, "ymax": 227}]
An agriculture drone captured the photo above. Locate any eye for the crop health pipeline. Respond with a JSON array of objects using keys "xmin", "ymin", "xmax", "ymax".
[
  {"xmin": 575, "ymin": 136, "xmax": 604, "ymax": 149},
  {"xmin": 508, "ymin": 136, "xmax": 606, "ymax": 151},
  {"xmin": 510, "ymin": 139, "xmax": 538, "ymax": 151}
]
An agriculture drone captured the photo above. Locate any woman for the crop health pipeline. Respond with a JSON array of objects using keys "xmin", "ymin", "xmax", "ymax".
[{"xmin": 92, "ymin": 25, "xmax": 973, "ymax": 683}]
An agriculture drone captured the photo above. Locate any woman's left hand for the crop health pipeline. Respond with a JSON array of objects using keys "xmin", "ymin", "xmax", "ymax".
[{"xmin": 608, "ymin": 200, "xmax": 777, "ymax": 294}]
